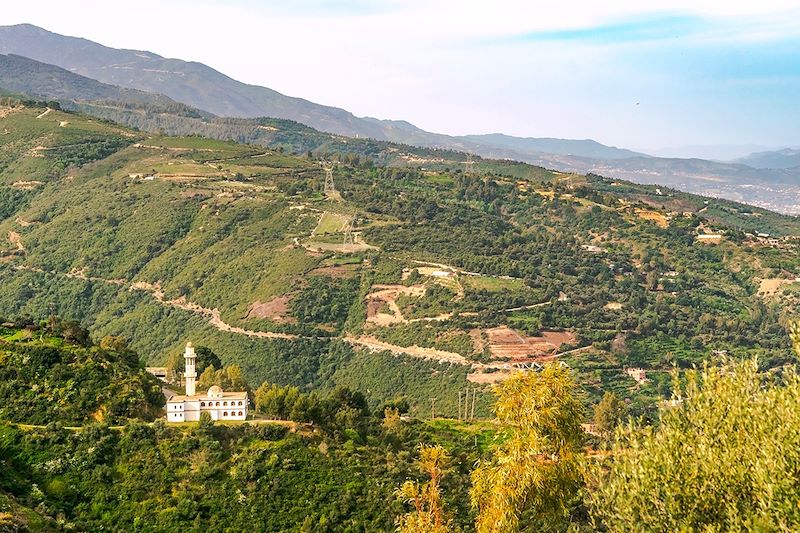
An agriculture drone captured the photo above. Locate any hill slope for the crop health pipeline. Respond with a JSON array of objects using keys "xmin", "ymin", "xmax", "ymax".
[
  {"xmin": 0, "ymin": 53, "xmax": 187, "ymax": 109},
  {"xmin": 0, "ymin": 323, "xmax": 164, "ymax": 424},
  {"xmin": 0, "ymin": 102, "xmax": 798, "ymax": 417},
  {"xmin": 735, "ymin": 148, "xmax": 800, "ymax": 170},
  {"xmin": 1, "ymin": 32, "xmax": 798, "ymax": 214}
]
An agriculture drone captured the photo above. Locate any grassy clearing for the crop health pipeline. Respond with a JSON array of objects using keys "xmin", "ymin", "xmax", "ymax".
[
  {"xmin": 314, "ymin": 212, "xmax": 350, "ymax": 234},
  {"xmin": 464, "ymin": 275, "xmax": 525, "ymax": 292}
]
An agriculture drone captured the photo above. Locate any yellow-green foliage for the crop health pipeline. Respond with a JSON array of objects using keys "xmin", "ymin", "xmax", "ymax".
[
  {"xmin": 470, "ymin": 366, "xmax": 585, "ymax": 533},
  {"xmin": 396, "ymin": 444, "xmax": 457, "ymax": 533},
  {"xmin": 589, "ymin": 359, "xmax": 800, "ymax": 532}
]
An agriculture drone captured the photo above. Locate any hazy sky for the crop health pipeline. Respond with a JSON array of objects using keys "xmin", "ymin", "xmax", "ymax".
[{"xmin": 4, "ymin": 0, "xmax": 800, "ymax": 153}]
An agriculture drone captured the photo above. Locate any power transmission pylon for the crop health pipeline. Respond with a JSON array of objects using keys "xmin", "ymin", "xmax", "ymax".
[
  {"xmin": 343, "ymin": 217, "xmax": 355, "ymax": 247},
  {"xmin": 464, "ymin": 155, "xmax": 475, "ymax": 176},
  {"xmin": 322, "ymin": 161, "xmax": 336, "ymax": 196}
]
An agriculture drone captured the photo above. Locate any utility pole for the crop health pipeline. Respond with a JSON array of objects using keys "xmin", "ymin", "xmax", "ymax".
[
  {"xmin": 464, "ymin": 155, "xmax": 475, "ymax": 177},
  {"xmin": 471, "ymin": 387, "xmax": 477, "ymax": 421},
  {"xmin": 47, "ymin": 302, "xmax": 57, "ymax": 331},
  {"xmin": 431, "ymin": 398, "xmax": 436, "ymax": 421},
  {"xmin": 458, "ymin": 390, "xmax": 462, "ymax": 422}
]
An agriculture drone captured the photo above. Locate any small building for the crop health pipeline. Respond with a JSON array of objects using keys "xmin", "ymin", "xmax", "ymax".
[
  {"xmin": 626, "ymin": 367, "xmax": 648, "ymax": 385},
  {"xmin": 145, "ymin": 366, "xmax": 171, "ymax": 383},
  {"xmin": 696, "ymin": 234, "xmax": 723, "ymax": 244},
  {"xmin": 166, "ymin": 342, "xmax": 248, "ymax": 422}
]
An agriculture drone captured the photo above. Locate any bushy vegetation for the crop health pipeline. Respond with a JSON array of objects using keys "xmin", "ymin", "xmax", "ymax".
[
  {"xmin": 589, "ymin": 358, "xmax": 800, "ymax": 531},
  {"xmin": 0, "ymin": 323, "xmax": 163, "ymax": 425},
  {"xmin": 0, "ymin": 102, "xmax": 798, "ymax": 445},
  {"xmin": 0, "ymin": 410, "xmax": 489, "ymax": 531}
]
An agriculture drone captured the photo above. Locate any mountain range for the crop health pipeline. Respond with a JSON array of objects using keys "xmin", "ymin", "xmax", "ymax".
[{"xmin": 0, "ymin": 23, "xmax": 798, "ymax": 215}]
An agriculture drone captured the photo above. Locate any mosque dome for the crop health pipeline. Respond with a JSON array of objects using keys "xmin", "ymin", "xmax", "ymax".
[{"xmin": 207, "ymin": 385, "xmax": 224, "ymax": 398}]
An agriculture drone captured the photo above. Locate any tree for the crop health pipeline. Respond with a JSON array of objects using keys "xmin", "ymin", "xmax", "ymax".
[
  {"xmin": 589, "ymin": 358, "xmax": 800, "ymax": 532},
  {"xmin": 470, "ymin": 365, "xmax": 585, "ymax": 532},
  {"xmin": 791, "ymin": 320, "xmax": 800, "ymax": 359},
  {"xmin": 195, "ymin": 346, "xmax": 222, "ymax": 374},
  {"xmin": 396, "ymin": 444, "xmax": 456, "ymax": 533},
  {"xmin": 593, "ymin": 392, "xmax": 628, "ymax": 438},
  {"xmin": 197, "ymin": 365, "xmax": 217, "ymax": 391}
]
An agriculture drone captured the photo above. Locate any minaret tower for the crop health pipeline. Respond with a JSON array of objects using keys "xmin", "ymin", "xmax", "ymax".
[{"xmin": 184, "ymin": 341, "xmax": 197, "ymax": 396}]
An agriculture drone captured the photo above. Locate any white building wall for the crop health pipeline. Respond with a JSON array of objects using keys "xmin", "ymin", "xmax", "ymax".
[{"xmin": 167, "ymin": 398, "xmax": 248, "ymax": 422}]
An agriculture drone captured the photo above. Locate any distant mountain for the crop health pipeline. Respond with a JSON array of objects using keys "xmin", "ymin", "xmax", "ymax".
[
  {"xmin": 734, "ymin": 148, "xmax": 800, "ymax": 170},
  {"xmin": 462, "ymin": 134, "xmax": 647, "ymax": 160},
  {"xmin": 0, "ymin": 53, "xmax": 193, "ymax": 110},
  {"xmin": 0, "ymin": 23, "xmax": 641, "ymax": 161},
  {"xmin": 0, "ymin": 24, "xmax": 797, "ymax": 215},
  {"xmin": 648, "ymin": 144, "xmax": 775, "ymax": 161}
]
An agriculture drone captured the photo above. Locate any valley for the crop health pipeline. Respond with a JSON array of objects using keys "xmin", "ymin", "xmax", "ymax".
[
  {"xmin": 0, "ymin": 101, "xmax": 798, "ymax": 425},
  {"xmin": 1, "ymin": 10, "xmax": 800, "ymax": 532}
]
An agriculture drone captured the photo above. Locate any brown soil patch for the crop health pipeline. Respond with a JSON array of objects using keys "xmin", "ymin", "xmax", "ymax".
[
  {"xmin": 635, "ymin": 209, "xmax": 669, "ymax": 228},
  {"xmin": 7, "ymin": 231, "xmax": 24, "ymax": 252},
  {"xmin": 364, "ymin": 284, "xmax": 426, "ymax": 326},
  {"xmin": 25, "ymin": 146, "xmax": 46, "ymax": 158},
  {"xmin": 467, "ymin": 369, "xmax": 513, "ymax": 384},
  {"xmin": 179, "ymin": 189, "xmax": 209, "ymax": 199},
  {"xmin": 0, "ymin": 105, "xmax": 23, "ymax": 118},
  {"xmin": 469, "ymin": 328, "xmax": 486, "ymax": 353},
  {"xmin": 11, "ymin": 180, "xmax": 43, "ymax": 190},
  {"xmin": 758, "ymin": 278, "xmax": 799, "ymax": 297},
  {"xmin": 485, "ymin": 327, "xmax": 576, "ymax": 359},
  {"xmin": 15, "ymin": 217, "xmax": 37, "ymax": 227},
  {"xmin": 246, "ymin": 296, "xmax": 291, "ymax": 322}
]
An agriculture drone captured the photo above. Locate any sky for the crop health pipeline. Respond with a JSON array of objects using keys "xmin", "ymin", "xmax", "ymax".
[{"xmin": 3, "ymin": 0, "xmax": 800, "ymax": 156}]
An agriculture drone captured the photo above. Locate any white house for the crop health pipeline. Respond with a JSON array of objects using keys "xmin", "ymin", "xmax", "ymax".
[{"xmin": 166, "ymin": 342, "xmax": 249, "ymax": 422}]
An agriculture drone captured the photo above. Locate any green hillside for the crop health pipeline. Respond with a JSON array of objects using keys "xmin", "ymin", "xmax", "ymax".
[
  {"xmin": 0, "ymin": 323, "xmax": 164, "ymax": 425},
  {"xmin": 0, "ymin": 101, "xmax": 798, "ymax": 418}
]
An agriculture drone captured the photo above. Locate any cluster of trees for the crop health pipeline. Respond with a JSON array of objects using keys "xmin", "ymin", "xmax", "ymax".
[
  {"xmin": 197, "ymin": 364, "xmax": 249, "ymax": 395},
  {"xmin": 290, "ymin": 276, "xmax": 360, "ymax": 333},
  {"xmin": 0, "ymin": 391, "xmax": 483, "ymax": 531},
  {"xmin": 254, "ymin": 383, "xmax": 374, "ymax": 438},
  {"xmin": 397, "ymin": 325, "xmax": 800, "ymax": 532},
  {"xmin": 0, "ymin": 325, "xmax": 163, "ymax": 424}
]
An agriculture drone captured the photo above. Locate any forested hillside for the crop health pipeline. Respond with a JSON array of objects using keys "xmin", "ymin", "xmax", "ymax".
[
  {"xmin": 0, "ymin": 99, "xmax": 798, "ymax": 420},
  {"xmin": 0, "ymin": 322, "xmax": 164, "ymax": 425}
]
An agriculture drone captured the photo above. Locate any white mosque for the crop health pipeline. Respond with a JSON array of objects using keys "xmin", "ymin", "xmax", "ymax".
[{"xmin": 166, "ymin": 342, "xmax": 249, "ymax": 422}]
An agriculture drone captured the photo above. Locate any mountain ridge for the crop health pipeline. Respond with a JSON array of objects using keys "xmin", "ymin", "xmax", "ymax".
[
  {"xmin": 0, "ymin": 24, "xmax": 797, "ymax": 215},
  {"xmin": 0, "ymin": 23, "xmax": 645, "ymax": 161}
]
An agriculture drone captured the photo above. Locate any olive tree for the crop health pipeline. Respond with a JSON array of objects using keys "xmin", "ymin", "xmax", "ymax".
[{"xmin": 589, "ymin": 357, "xmax": 800, "ymax": 532}]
